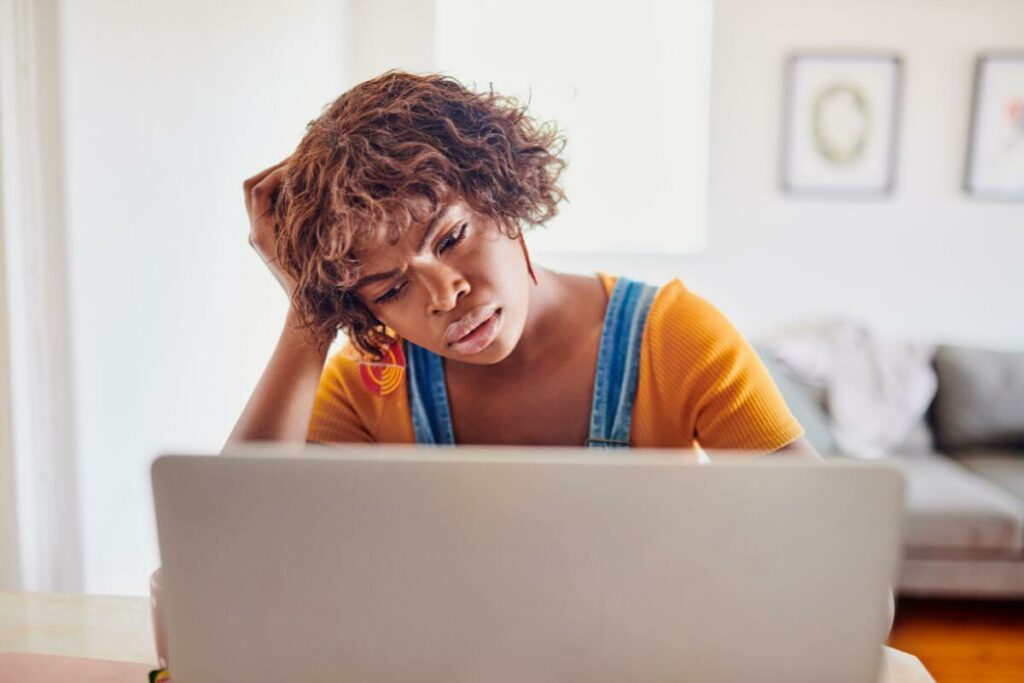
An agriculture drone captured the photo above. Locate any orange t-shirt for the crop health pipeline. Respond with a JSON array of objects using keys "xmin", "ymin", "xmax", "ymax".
[{"xmin": 307, "ymin": 272, "xmax": 804, "ymax": 451}]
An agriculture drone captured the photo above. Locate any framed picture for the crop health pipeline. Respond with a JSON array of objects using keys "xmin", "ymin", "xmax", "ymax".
[
  {"xmin": 965, "ymin": 53, "xmax": 1024, "ymax": 200},
  {"xmin": 780, "ymin": 52, "xmax": 902, "ymax": 197}
]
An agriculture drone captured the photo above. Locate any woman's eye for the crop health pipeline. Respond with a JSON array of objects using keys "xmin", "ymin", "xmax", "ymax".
[
  {"xmin": 439, "ymin": 223, "xmax": 468, "ymax": 252},
  {"xmin": 375, "ymin": 283, "xmax": 406, "ymax": 304}
]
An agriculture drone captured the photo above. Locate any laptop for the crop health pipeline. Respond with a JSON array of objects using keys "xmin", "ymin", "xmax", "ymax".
[{"xmin": 151, "ymin": 444, "xmax": 904, "ymax": 682}]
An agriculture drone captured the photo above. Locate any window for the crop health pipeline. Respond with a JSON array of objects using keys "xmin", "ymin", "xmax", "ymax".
[{"xmin": 434, "ymin": 0, "xmax": 712, "ymax": 254}]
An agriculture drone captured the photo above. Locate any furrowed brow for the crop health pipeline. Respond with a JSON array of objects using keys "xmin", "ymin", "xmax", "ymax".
[
  {"xmin": 351, "ymin": 268, "xmax": 401, "ymax": 291},
  {"xmin": 351, "ymin": 205, "xmax": 455, "ymax": 291},
  {"xmin": 413, "ymin": 206, "xmax": 454, "ymax": 254}
]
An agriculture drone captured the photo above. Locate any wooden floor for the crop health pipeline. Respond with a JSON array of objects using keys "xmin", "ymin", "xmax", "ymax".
[{"xmin": 886, "ymin": 598, "xmax": 1024, "ymax": 682}]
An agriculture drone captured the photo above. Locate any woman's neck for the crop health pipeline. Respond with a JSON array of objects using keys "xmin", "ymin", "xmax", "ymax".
[
  {"xmin": 499, "ymin": 265, "xmax": 573, "ymax": 370},
  {"xmin": 449, "ymin": 266, "xmax": 604, "ymax": 381}
]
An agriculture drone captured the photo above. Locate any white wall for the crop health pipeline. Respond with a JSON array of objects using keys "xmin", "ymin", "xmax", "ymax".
[
  {"xmin": 55, "ymin": 0, "xmax": 1024, "ymax": 595},
  {"xmin": 433, "ymin": 0, "xmax": 711, "ymax": 255},
  {"xmin": 59, "ymin": 0, "xmax": 349, "ymax": 594},
  {"xmin": 346, "ymin": 0, "xmax": 434, "ymax": 84},
  {"xmin": 699, "ymin": 0, "xmax": 1024, "ymax": 348},
  {"xmin": 547, "ymin": 0, "xmax": 1024, "ymax": 350}
]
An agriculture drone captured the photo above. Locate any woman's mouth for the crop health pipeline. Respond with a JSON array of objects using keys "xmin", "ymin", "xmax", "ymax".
[{"xmin": 448, "ymin": 308, "xmax": 502, "ymax": 355}]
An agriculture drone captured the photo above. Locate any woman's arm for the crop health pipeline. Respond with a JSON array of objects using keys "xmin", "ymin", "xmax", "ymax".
[
  {"xmin": 767, "ymin": 436, "xmax": 823, "ymax": 460},
  {"xmin": 222, "ymin": 306, "xmax": 328, "ymax": 450},
  {"xmin": 221, "ymin": 157, "xmax": 330, "ymax": 451}
]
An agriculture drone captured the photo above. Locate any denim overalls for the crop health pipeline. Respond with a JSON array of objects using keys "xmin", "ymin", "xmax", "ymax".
[{"xmin": 403, "ymin": 276, "xmax": 658, "ymax": 448}]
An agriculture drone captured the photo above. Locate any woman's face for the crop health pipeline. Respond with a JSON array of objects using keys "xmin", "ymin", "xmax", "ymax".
[{"xmin": 351, "ymin": 196, "xmax": 532, "ymax": 365}]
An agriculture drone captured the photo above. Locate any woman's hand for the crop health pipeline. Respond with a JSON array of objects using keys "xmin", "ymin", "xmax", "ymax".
[
  {"xmin": 226, "ymin": 157, "xmax": 332, "ymax": 450},
  {"xmin": 243, "ymin": 157, "xmax": 298, "ymax": 297}
]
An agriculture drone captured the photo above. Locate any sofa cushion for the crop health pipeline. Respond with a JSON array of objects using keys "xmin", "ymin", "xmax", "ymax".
[
  {"xmin": 932, "ymin": 345, "xmax": 1024, "ymax": 452},
  {"xmin": 898, "ymin": 557, "xmax": 1024, "ymax": 598},
  {"xmin": 882, "ymin": 454, "xmax": 1024, "ymax": 557},
  {"xmin": 956, "ymin": 449, "xmax": 1024, "ymax": 504}
]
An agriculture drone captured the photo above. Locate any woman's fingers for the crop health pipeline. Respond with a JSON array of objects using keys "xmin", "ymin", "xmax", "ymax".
[
  {"xmin": 250, "ymin": 165, "xmax": 286, "ymax": 224},
  {"xmin": 242, "ymin": 157, "xmax": 289, "ymax": 216},
  {"xmin": 241, "ymin": 156, "xmax": 299, "ymax": 297}
]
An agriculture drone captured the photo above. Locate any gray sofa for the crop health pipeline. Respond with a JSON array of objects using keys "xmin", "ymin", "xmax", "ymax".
[{"xmin": 757, "ymin": 343, "xmax": 1024, "ymax": 599}]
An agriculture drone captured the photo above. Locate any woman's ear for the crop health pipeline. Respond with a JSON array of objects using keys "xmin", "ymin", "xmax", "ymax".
[{"xmin": 518, "ymin": 234, "xmax": 539, "ymax": 286}]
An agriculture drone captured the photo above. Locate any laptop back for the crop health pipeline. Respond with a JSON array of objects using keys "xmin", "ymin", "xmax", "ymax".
[{"xmin": 152, "ymin": 445, "xmax": 903, "ymax": 682}]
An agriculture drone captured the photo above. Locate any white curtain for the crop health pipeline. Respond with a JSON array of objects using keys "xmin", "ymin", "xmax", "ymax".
[{"xmin": 0, "ymin": 0, "xmax": 82, "ymax": 592}]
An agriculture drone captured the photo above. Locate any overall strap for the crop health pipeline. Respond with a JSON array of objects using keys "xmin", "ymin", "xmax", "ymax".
[
  {"xmin": 405, "ymin": 340, "xmax": 456, "ymax": 445},
  {"xmin": 586, "ymin": 277, "xmax": 659, "ymax": 449}
]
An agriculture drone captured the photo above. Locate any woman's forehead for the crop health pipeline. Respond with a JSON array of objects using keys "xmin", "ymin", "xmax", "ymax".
[{"xmin": 356, "ymin": 193, "xmax": 472, "ymax": 252}]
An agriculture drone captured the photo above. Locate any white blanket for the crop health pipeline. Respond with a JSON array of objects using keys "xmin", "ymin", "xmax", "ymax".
[{"xmin": 768, "ymin": 321, "xmax": 937, "ymax": 458}]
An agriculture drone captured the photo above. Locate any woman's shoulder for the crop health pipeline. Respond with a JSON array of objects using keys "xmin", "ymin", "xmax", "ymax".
[
  {"xmin": 594, "ymin": 272, "xmax": 758, "ymax": 380},
  {"xmin": 633, "ymin": 277, "xmax": 803, "ymax": 451},
  {"xmin": 648, "ymin": 277, "xmax": 723, "ymax": 331},
  {"xmin": 649, "ymin": 278, "xmax": 750, "ymax": 357},
  {"xmin": 595, "ymin": 271, "xmax": 720, "ymax": 334}
]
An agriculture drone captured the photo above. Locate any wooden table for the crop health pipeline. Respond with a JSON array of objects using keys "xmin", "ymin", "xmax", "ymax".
[{"xmin": 0, "ymin": 591, "xmax": 934, "ymax": 681}]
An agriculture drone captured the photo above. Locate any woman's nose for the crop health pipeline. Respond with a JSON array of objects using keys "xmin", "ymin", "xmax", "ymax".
[{"xmin": 423, "ymin": 265, "xmax": 469, "ymax": 314}]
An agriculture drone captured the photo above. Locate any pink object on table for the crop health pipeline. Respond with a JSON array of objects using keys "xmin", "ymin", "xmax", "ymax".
[{"xmin": 0, "ymin": 652, "xmax": 153, "ymax": 682}]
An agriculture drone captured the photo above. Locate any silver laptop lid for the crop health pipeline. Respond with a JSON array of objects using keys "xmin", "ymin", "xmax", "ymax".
[{"xmin": 152, "ymin": 445, "xmax": 903, "ymax": 682}]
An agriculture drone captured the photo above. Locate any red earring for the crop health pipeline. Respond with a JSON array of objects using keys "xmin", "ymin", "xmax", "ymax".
[{"xmin": 519, "ymin": 235, "xmax": 539, "ymax": 286}]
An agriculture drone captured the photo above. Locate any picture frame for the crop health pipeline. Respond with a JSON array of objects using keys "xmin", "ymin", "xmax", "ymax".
[
  {"xmin": 780, "ymin": 52, "xmax": 902, "ymax": 197},
  {"xmin": 964, "ymin": 53, "xmax": 1024, "ymax": 200}
]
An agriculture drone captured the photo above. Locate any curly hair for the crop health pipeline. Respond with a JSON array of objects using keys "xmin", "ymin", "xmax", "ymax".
[{"xmin": 271, "ymin": 69, "xmax": 568, "ymax": 360}]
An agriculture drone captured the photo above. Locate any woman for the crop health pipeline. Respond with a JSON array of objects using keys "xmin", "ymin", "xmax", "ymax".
[
  {"xmin": 153, "ymin": 75, "xmax": 896, "ymax": 680},
  {"xmin": 225, "ymin": 69, "xmax": 817, "ymax": 458}
]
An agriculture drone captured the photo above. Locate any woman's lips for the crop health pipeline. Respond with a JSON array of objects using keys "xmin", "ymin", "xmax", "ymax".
[
  {"xmin": 444, "ymin": 304, "xmax": 499, "ymax": 344},
  {"xmin": 448, "ymin": 308, "xmax": 502, "ymax": 355}
]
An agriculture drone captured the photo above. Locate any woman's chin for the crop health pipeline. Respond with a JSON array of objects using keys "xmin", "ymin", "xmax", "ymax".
[
  {"xmin": 447, "ymin": 343, "xmax": 504, "ymax": 365},
  {"xmin": 444, "ymin": 334, "xmax": 515, "ymax": 365}
]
